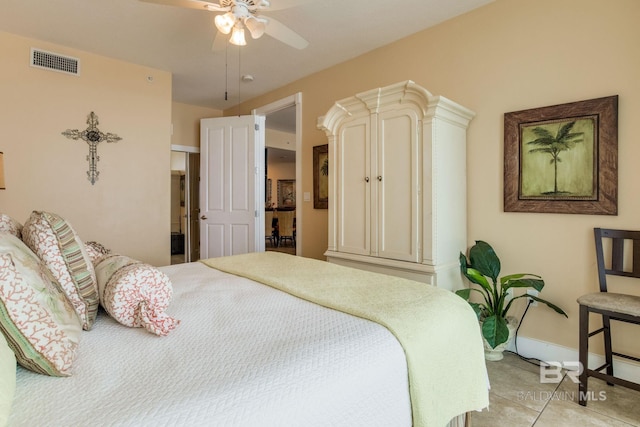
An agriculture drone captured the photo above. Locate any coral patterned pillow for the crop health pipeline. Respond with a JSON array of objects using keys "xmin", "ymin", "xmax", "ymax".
[
  {"xmin": 0, "ymin": 214, "xmax": 22, "ymax": 239},
  {"xmin": 84, "ymin": 241, "xmax": 111, "ymax": 265},
  {"xmin": 0, "ymin": 233, "xmax": 82, "ymax": 376},
  {"xmin": 22, "ymin": 211, "xmax": 99, "ymax": 330},
  {"xmin": 95, "ymin": 254, "xmax": 179, "ymax": 336}
]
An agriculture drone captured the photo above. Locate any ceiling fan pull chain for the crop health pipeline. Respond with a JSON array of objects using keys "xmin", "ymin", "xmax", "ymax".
[
  {"xmin": 237, "ymin": 44, "xmax": 241, "ymax": 116},
  {"xmin": 224, "ymin": 43, "xmax": 228, "ymax": 101}
]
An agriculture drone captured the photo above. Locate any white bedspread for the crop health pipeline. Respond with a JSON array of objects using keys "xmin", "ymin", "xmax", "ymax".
[{"xmin": 9, "ymin": 262, "xmax": 411, "ymax": 427}]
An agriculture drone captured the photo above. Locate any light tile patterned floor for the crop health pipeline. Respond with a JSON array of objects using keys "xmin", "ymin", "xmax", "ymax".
[
  {"xmin": 266, "ymin": 245, "xmax": 296, "ymax": 255},
  {"xmin": 471, "ymin": 352, "xmax": 640, "ymax": 426}
]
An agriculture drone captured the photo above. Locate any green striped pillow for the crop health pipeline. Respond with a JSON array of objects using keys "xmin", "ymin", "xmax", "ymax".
[{"xmin": 22, "ymin": 211, "xmax": 98, "ymax": 330}]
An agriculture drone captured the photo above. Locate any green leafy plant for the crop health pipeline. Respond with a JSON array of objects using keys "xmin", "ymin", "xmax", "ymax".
[{"xmin": 457, "ymin": 240, "xmax": 568, "ymax": 349}]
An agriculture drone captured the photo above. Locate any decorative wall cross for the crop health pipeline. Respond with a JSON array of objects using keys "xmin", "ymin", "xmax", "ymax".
[{"xmin": 62, "ymin": 112, "xmax": 122, "ymax": 185}]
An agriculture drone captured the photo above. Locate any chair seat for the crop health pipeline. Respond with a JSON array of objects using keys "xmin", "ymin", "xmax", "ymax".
[{"xmin": 577, "ymin": 292, "xmax": 640, "ymax": 318}]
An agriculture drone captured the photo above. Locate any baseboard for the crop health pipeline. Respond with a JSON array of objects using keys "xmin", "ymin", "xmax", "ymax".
[{"xmin": 506, "ymin": 335, "xmax": 640, "ymax": 384}]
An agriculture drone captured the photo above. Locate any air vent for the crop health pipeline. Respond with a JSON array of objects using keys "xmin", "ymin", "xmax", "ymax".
[{"xmin": 30, "ymin": 48, "xmax": 80, "ymax": 76}]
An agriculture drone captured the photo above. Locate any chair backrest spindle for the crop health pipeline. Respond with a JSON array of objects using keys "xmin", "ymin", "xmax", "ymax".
[
  {"xmin": 595, "ymin": 228, "xmax": 640, "ymax": 293},
  {"xmin": 634, "ymin": 240, "xmax": 640, "ymax": 276}
]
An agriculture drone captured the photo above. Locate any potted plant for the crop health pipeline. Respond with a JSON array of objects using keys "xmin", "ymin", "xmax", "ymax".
[{"xmin": 457, "ymin": 240, "xmax": 568, "ymax": 360}]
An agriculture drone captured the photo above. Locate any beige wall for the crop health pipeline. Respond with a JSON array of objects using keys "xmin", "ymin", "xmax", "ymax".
[
  {"xmin": 0, "ymin": 31, "xmax": 172, "ymax": 266},
  {"xmin": 229, "ymin": 0, "xmax": 640, "ymax": 354},
  {"xmin": 171, "ymin": 102, "xmax": 221, "ymax": 148}
]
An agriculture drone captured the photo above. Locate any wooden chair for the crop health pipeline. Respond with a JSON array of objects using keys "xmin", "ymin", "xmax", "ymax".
[
  {"xmin": 578, "ymin": 228, "xmax": 640, "ymax": 406},
  {"xmin": 278, "ymin": 210, "xmax": 295, "ymax": 247},
  {"xmin": 265, "ymin": 211, "xmax": 274, "ymax": 247}
]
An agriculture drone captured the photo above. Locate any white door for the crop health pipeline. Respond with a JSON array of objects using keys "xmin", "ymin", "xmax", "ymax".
[{"xmin": 200, "ymin": 115, "xmax": 265, "ymax": 259}]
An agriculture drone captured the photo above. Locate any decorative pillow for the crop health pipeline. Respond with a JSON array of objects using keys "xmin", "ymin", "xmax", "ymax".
[
  {"xmin": 95, "ymin": 254, "xmax": 179, "ymax": 336},
  {"xmin": 84, "ymin": 241, "xmax": 111, "ymax": 265},
  {"xmin": 0, "ymin": 332, "xmax": 16, "ymax": 427},
  {"xmin": 0, "ymin": 233, "xmax": 82, "ymax": 376},
  {"xmin": 0, "ymin": 214, "xmax": 22, "ymax": 239},
  {"xmin": 22, "ymin": 211, "xmax": 98, "ymax": 330}
]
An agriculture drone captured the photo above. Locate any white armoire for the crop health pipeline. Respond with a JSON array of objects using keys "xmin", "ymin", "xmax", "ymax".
[{"xmin": 317, "ymin": 81, "xmax": 474, "ymax": 291}]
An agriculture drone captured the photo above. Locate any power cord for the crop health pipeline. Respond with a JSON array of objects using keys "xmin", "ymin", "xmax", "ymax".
[{"xmin": 506, "ymin": 298, "xmax": 548, "ymax": 368}]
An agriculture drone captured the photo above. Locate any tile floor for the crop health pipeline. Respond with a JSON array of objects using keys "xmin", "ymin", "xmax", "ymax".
[
  {"xmin": 170, "ymin": 253, "xmax": 186, "ymax": 265},
  {"xmin": 266, "ymin": 245, "xmax": 296, "ymax": 255},
  {"xmin": 470, "ymin": 352, "xmax": 640, "ymax": 426}
]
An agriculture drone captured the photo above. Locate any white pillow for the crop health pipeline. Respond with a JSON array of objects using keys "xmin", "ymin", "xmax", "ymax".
[
  {"xmin": 0, "ymin": 233, "xmax": 82, "ymax": 376},
  {"xmin": 0, "ymin": 332, "xmax": 16, "ymax": 427},
  {"xmin": 22, "ymin": 211, "xmax": 99, "ymax": 330},
  {"xmin": 95, "ymin": 254, "xmax": 179, "ymax": 336}
]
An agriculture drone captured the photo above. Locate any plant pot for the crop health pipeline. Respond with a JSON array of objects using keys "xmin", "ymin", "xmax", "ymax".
[{"xmin": 482, "ymin": 317, "xmax": 518, "ymax": 361}]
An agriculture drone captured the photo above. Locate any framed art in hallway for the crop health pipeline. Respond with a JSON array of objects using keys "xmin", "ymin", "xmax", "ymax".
[
  {"xmin": 504, "ymin": 95, "xmax": 618, "ymax": 215},
  {"xmin": 277, "ymin": 179, "xmax": 296, "ymax": 208}
]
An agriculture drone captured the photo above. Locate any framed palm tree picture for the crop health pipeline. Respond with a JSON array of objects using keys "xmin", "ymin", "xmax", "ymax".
[
  {"xmin": 313, "ymin": 144, "xmax": 328, "ymax": 209},
  {"xmin": 504, "ymin": 95, "xmax": 618, "ymax": 215}
]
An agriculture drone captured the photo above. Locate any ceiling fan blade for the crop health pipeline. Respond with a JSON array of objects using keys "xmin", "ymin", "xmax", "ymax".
[
  {"xmin": 138, "ymin": 0, "xmax": 223, "ymax": 12},
  {"xmin": 262, "ymin": 16, "xmax": 308, "ymax": 49},
  {"xmin": 264, "ymin": 0, "xmax": 311, "ymax": 12}
]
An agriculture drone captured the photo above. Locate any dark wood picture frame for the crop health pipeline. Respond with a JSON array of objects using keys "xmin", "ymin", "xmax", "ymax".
[
  {"xmin": 179, "ymin": 174, "xmax": 185, "ymax": 207},
  {"xmin": 277, "ymin": 179, "xmax": 296, "ymax": 208},
  {"xmin": 313, "ymin": 144, "xmax": 328, "ymax": 209},
  {"xmin": 266, "ymin": 178, "xmax": 272, "ymax": 205},
  {"xmin": 504, "ymin": 95, "xmax": 618, "ymax": 215}
]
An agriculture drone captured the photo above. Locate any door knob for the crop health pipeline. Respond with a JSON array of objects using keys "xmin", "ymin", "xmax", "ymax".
[
  {"xmin": 200, "ymin": 215, "xmax": 207, "ymax": 220},
  {"xmin": 377, "ymin": 176, "xmax": 382, "ymax": 181},
  {"xmin": 365, "ymin": 177, "xmax": 370, "ymax": 182}
]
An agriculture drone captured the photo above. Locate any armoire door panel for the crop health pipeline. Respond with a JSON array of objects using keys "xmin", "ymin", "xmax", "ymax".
[
  {"xmin": 338, "ymin": 120, "xmax": 370, "ymax": 255},
  {"xmin": 377, "ymin": 109, "xmax": 420, "ymax": 262}
]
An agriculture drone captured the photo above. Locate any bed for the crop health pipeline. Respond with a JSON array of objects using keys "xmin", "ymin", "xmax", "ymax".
[{"xmin": 1, "ymin": 213, "xmax": 488, "ymax": 427}]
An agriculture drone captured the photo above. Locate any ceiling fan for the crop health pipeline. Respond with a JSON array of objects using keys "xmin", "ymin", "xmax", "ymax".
[{"xmin": 140, "ymin": 0, "xmax": 309, "ymax": 49}]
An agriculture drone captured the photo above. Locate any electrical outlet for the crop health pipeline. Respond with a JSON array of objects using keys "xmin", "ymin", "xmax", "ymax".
[
  {"xmin": 505, "ymin": 288, "xmax": 513, "ymax": 303},
  {"xmin": 527, "ymin": 289, "xmax": 539, "ymax": 306}
]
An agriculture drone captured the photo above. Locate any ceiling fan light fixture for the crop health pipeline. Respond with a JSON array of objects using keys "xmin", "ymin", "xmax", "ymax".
[
  {"xmin": 214, "ymin": 12, "xmax": 236, "ymax": 35},
  {"xmin": 229, "ymin": 25, "xmax": 247, "ymax": 46},
  {"xmin": 245, "ymin": 16, "xmax": 266, "ymax": 39}
]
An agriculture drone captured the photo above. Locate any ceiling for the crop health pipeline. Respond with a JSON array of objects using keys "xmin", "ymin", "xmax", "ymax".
[
  {"xmin": 267, "ymin": 146, "xmax": 295, "ymax": 163},
  {"xmin": 0, "ymin": 0, "xmax": 492, "ymax": 113}
]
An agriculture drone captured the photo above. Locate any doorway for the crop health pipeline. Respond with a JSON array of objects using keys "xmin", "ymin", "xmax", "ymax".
[
  {"xmin": 254, "ymin": 93, "xmax": 302, "ymax": 256},
  {"xmin": 170, "ymin": 146, "xmax": 200, "ymax": 264},
  {"xmin": 265, "ymin": 146, "xmax": 296, "ymax": 255}
]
